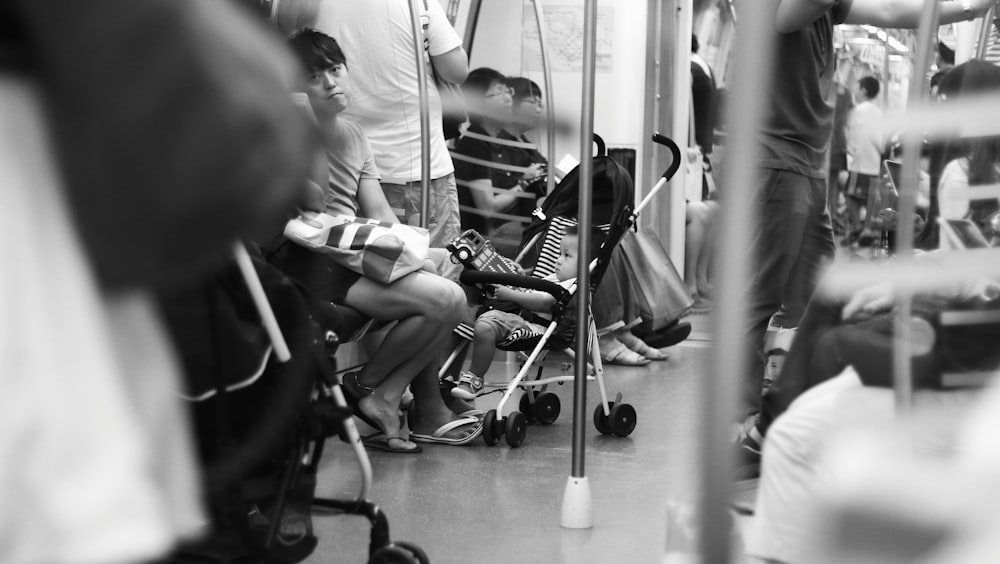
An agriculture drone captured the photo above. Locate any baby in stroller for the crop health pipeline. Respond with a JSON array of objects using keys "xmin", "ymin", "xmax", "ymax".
[{"xmin": 452, "ymin": 226, "xmax": 580, "ymax": 399}]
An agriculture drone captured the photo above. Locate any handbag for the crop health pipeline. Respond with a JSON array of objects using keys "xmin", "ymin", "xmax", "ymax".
[
  {"xmin": 619, "ymin": 227, "xmax": 694, "ymax": 332},
  {"xmin": 421, "ymin": 0, "xmax": 467, "ymax": 139},
  {"xmin": 284, "ymin": 213, "xmax": 430, "ymax": 284}
]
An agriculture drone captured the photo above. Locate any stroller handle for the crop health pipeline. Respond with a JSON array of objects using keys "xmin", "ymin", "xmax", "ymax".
[{"xmin": 652, "ymin": 133, "xmax": 682, "ymax": 181}]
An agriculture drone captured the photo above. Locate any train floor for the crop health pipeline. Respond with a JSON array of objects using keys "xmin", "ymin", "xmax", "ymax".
[{"xmin": 304, "ymin": 313, "xmax": 755, "ymax": 564}]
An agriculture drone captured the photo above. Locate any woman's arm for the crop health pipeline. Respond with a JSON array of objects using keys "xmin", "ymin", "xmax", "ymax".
[{"xmin": 356, "ymin": 177, "xmax": 399, "ymax": 224}]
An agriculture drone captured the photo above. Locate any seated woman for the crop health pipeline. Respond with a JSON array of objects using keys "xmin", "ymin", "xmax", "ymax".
[
  {"xmin": 936, "ymin": 60, "xmax": 1000, "ymax": 234},
  {"xmin": 452, "ymin": 68, "xmax": 544, "ymax": 258},
  {"xmin": 275, "ymin": 30, "xmax": 479, "ymax": 452}
]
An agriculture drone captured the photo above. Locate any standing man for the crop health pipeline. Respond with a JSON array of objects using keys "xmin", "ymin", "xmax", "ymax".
[
  {"xmin": 308, "ymin": 0, "xmax": 469, "ymax": 248},
  {"xmin": 735, "ymin": 0, "xmax": 994, "ymax": 464},
  {"xmin": 691, "ymin": 33, "xmax": 718, "ymax": 181},
  {"xmin": 844, "ymin": 75, "xmax": 884, "ymax": 244}
]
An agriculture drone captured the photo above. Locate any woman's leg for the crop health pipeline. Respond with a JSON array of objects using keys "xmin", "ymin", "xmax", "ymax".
[
  {"xmin": 343, "ymin": 271, "xmax": 465, "ymax": 438},
  {"xmin": 696, "ymin": 201, "xmax": 719, "ymax": 298},
  {"xmin": 685, "ymin": 202, "xmax": 709, "ymax": 298}
]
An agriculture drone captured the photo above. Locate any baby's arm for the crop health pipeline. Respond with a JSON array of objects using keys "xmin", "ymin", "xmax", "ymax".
[{"xmin": 494, "ymin": 286, "xmax": 555, "ymax": 313}]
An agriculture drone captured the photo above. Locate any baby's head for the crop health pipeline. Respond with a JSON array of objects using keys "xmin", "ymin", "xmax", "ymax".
[{"xmin": 555, "ymin": 225, "xmax": 580, "ymax": 281}]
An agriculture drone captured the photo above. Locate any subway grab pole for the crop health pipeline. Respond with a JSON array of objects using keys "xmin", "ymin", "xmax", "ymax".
[
  {"xmin": 694, "ymin": 4, "xmax": 776, "ymax": 564},
  {"xmin": 530, "ymin": 0, "xmax": 557, "ymax": 196},
  {"xmin": 407, "ymin": 0, "xmax": 433, "ymax": 229},
  {"xmin": 561, "ymin": 0, "xmax": 597, "ymax": 530},
  {"xmin": 893, "ymin": 0, "xmax": 941, "ymax": 415}
]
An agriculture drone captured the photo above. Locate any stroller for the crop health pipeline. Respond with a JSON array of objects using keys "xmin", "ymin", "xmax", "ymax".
[
  {"xmin": 158, "ymin": 245, "xmax": 428, "ymax": 564},
  {"xmin": 448, "ymin": 134, "xmax": 685, "ymax": 448}
]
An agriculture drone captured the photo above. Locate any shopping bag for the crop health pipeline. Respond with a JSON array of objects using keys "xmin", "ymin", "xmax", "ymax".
[
  {"xmin": 619, "ymin": 227, "xmax": 694, "ymax": 331},
  {"xmin": 284, "ymin": 213, "xmax": 429, "ymax": 284}
]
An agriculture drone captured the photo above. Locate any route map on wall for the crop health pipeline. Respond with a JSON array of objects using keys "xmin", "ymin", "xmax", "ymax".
[{"xmin": 522, "ymin": 5, "xmax": 614, "ymax": 73}]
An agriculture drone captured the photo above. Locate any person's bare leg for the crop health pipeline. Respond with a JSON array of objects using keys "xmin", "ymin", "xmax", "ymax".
[
  {"xmin": 344, "ymin": 272, "xmax": 465, "ymax": 441},
  {"xmin": 685, "ymin": 202, "xmax": 709, "ymax": 298},
  {"xmin": 696, "ymin": 201, "xmax": 719, "ymax": 298}
]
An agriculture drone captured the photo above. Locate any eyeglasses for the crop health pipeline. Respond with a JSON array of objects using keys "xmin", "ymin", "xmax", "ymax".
[{"xmin": 484, "ymin": 86, "xmax": 514, "ymax": 99}]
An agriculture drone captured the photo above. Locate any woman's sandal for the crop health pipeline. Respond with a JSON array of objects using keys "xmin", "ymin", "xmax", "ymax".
[
  {"xmin": 342, "ymin": 372, "xmax": 408, "ymax": 439},
  {"xmin": 600, "ymin": 340, "xmax": 651, "ymax": 366},
  {"xmin": 617, "ymin": 332, "xmax": 669, "ymax": 361}
]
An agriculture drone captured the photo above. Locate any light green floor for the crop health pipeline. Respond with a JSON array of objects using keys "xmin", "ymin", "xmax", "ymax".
[{"xmin": 305, "ymin": 314, "xmax": 720, "ymax": 564}]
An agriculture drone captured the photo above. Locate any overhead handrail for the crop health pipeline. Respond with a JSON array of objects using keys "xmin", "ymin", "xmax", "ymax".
[
  {"xmin": 407, "ymin": 0, "xmax": 432, "ymax": 230},
  {"xmin": 530, "ymin": 0, "xmax": 557, "ymax": 196}
]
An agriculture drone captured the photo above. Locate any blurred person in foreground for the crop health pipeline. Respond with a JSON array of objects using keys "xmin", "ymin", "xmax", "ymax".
[{"xmin": 2, "ymin": 0, "xmax": 316, "ymax": 561}]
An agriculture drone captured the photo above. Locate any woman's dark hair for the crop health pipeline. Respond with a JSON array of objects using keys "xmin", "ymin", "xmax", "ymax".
[
  {"xmin": 462, "ymin": 66, "xmax": 507, "ymax": 97},
  {"xmin": 287, "ymin": 29, "xmax": 347, "ymax": 74},
  {"xmin": 917, "ymin": 59, "xmax": 1000, "ymax": 247},
  {"xmin": 508, "ymin": 77, "xmax": 542, "ymax": 107},
  {"xmin": 938, "ymin": 59, "xmax": 1000, "ymax": 186}
]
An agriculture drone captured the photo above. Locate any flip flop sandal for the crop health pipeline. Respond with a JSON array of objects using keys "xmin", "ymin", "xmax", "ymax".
[
  {"xmin": 343, "ymin": 372, "xmax": 406, "ymax": 435},
  {"xmin": 409, "ymin": 416, "xmax": 483, "ymax": 445},
  {"xmin": 362, "ymin": 433, "xmax": 423, "ymax": 454}
]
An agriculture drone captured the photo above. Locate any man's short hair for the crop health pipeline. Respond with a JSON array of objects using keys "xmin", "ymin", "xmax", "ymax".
[
  {"xmin": 508, "ymin": 77, "xmax": 542, "ymax": 105},
  {"xmin": 938, "ymin": 41, "xmax": 956, "ymax": 66},
  {"xmin": 858, "ymin": 76, "xmax": 880, "ymax": 99},
  {"xmin": 692, "ymin": 35, "xmax": 700, "ymax": 54},
  {"xmin": 462, "ymin": 67, "xmax": 507, "ymax": 97},
  {"xmin": 287, "ymin": 29, "xmax": 347, "ymax": 74}
]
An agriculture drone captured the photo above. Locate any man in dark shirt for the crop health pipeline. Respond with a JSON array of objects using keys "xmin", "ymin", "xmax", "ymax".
[{"xmin": 737, "ymin": 0, "xmax": 995, "ymax": 464}]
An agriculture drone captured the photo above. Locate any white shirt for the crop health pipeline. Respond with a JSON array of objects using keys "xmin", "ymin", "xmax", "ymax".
[
  {"xmin": 846, "ymin": 99, "xmax": 884, "ymax": 176},
  {"xmin": 315, "ymin": 0, "xmax": 462, "ymax": 184},
  {"xmin": 939, "ymin": 157, "xmax": 1000, "ymax": 220}
]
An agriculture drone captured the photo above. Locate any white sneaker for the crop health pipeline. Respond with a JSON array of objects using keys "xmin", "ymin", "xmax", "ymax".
[{"xmin": 451, "ymin": 372, "xmax": 484, "ymax": 400}]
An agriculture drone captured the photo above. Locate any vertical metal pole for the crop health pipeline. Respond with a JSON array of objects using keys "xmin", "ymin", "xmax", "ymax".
[
  {"xmin": 976, "ymin": 6, "xmax": 996, "ymax": 59},
  {"xmin": 530, "ymin": 0, "xmax": 558, "ymax": 195},
  {"xmin": 697, "ymin": 4, "xmax": 776, "ymax": 564},
  {"xmin": 894, "ymin": 0, "xmax": 941, "ymax": 415},
  {"xmin": 407, "ymin": 0, "xmax": 432, "ymax": 230},
  {"xmin": 561, "ymin": 0, "xmax": 597, "ymax": 530},
  {"xmin": 573, "ymin": 0, "xmax": 597, "ymax": 482}
]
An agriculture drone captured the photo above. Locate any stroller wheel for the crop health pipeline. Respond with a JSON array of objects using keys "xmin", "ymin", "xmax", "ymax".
[
  {"xmin": 505, "ymin": 411, "xmax": 527, "ymax": 447},
  {"xmin": 391, "ymin": 541, "xmax": 429, "ymax": 564},
  {"xmin": 368, "ymin": 543, "xmax": 423, "ymax": 564},
  {"xmin": 519, "ymin": 393, "xmax": 538, "ymax": 422},
  {"xmin": 610, "ymin": 403, "xmax": 638, "ymax": 437},
  {"xmin": 593, "ymin": 402, "xmax": 614, "ymax": 435},
  {"xmin": 483, "ymin": 409, "xmax": 502, "ymax": 446},
  {"xmin": 534, "ymin": 392, "xmax": 561, "ymax": 425}
]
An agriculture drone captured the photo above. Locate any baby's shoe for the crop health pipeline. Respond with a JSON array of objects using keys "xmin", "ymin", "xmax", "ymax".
[{"xmin": 451, "ymin": 371, "xmax": 484, "ymax": 400}]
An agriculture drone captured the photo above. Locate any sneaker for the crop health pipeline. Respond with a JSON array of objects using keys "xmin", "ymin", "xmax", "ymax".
[{"xmin": 451, "ymin": 372, "xmax": 484, "ymax": 400}]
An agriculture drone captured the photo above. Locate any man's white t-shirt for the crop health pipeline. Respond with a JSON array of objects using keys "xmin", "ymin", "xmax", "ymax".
[
  {"xmin": 846, "ymin": 99, "xmax": 884, "ymax": 176},
  {"xmin": 315, "ymin": 0, "xmax": 462, "ymax": 185}
]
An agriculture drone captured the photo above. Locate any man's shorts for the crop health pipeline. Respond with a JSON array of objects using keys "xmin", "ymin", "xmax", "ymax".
[
  {"xmin": 382, "ymin": 173, "xmax": 461, "ymax": 248},
  {"xmin": 846, "ymin": 171, "xmax": 876, "ymax": 202},
  {"xmin": 476, "ymin": 309, "xmax": 544, "ymax": 345}
]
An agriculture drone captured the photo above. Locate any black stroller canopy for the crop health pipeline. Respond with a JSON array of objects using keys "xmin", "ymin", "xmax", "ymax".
[{"xmin": 521, "ymin": 156, "xmax": 635, "ymax": 250}]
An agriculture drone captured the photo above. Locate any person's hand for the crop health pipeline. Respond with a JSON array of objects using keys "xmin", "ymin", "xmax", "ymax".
[
  {"xmin": 842, "ymin": 283, "xmax": 895, "ymax": 320},
  {"xmin": 300, "ymin": 179, "xmax": 326, "ymax": 213},
  {"xmin": 494, "ymin": 286, "xmax": 518, "ymax": 302},
  {"xmin": 523, "ymin": 163, "xmax": 546, "ymax": 181}
]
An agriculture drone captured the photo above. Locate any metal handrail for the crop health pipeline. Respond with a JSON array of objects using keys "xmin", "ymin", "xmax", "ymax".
[
  {"xmin": 531, "ymin": 0, "xmax": 557, "ymax": 196},
  {"xmin": 975, "ymin": 5, "xmax": 996, "ymax": 59},
  {"xmin": 407, "ymin": 0, "xmax": 432, "ymax": 230},
  {"xmin": 893, "ymin": 0, "xmax": 943, "ymax": 415}
]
